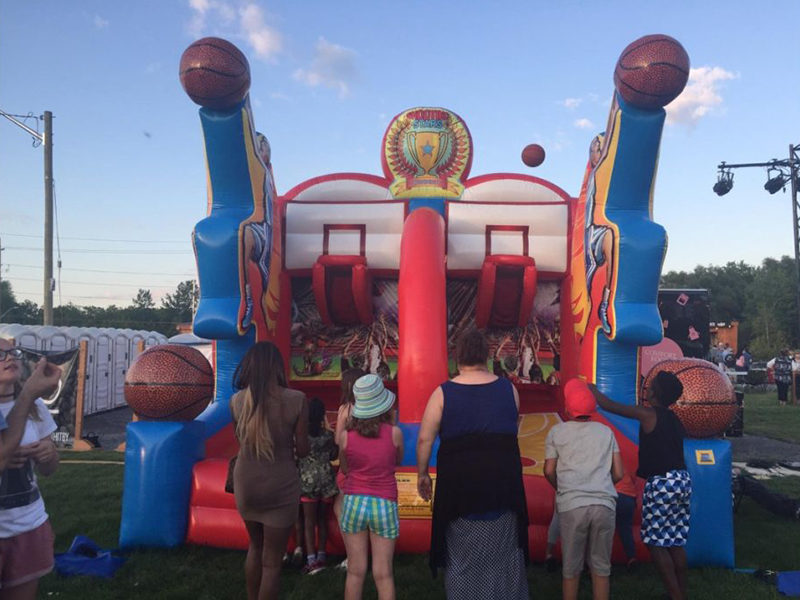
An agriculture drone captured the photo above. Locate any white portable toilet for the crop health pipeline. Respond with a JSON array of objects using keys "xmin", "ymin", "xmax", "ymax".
[
  {"xmin": 0, "ymin": 323, "xmax": 167, "ymax": 415},
  {"xmin": 0, "ymin": 324, "xmax": 41, "ymax": 350},
  {"xmin": 93, "ymin": 329, "xmax": 114, "ymax": 413},
  {"xmin": 168, "ymin": 332, "xmax": 213, "ymax": 362},
  {"xmin": 38, "ymin": 326, "xmax": 71, "ymax": 352}
]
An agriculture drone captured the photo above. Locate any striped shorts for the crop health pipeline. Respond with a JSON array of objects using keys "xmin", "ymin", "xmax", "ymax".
[
  {"xmin": 340, "ymin": 494, "xmax": 399, "ymax": 539},
  {"xmin": 641, "ymin": 469, "xmax": 692, "ymax": 547}
]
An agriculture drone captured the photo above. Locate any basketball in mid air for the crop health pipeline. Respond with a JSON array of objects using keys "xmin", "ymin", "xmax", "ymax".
[{"xmin": 521, "ymin": 144, "xmax": 546, "ymax": 168}]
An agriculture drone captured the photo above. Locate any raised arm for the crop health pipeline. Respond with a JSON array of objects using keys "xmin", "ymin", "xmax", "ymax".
[
  {"xmin": 587, "ymin": 382, "xmax": 656, "ymax": 433},
  {"xmin": 0, "ymin": 359, "xmax": 61, "ymax": 471}
]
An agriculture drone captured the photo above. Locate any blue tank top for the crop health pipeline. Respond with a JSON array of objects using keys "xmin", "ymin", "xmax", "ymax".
[{"xmin": 439, "ymin": 377, "xmax": 518, "ymax": 441}]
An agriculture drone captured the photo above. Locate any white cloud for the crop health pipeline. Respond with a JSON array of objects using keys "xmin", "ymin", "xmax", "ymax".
[
  {"xmin": 186, "ymin": 0, "xmax": 261, "ymax": 53},
  {"xmin": 93, "ymin": 14, "xmax": 109, "ymax": 29},
  {"xmin": 239, "ymin": 3, "xmax": 282, "ymax": 61},
  {"xmin": 574, "ymin": 118, "xmax": 594, "ymax": 130},
  {"xmin": 562, "ymin": 98, "xmax": 582, "ymax": 109},
  {"xmin": 269, "ymin": 91, "xmax": 290, "ymax": 101},
  {"xmin": 293, "ymin": 37, "xmax": 357, "ymax": 98},
  {"xmin": 666, "ymin": 66, "xmax": 737, "ymax": 126}
]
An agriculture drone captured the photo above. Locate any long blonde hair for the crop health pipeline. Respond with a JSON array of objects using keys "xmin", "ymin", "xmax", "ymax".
[{"xmin": 233, "ymin": 342, "xmax": 287, "ymax": 461}]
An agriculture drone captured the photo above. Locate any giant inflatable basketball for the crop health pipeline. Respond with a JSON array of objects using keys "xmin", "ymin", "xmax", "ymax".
[
  {"xmin": 125, "ymin": 344, "xmax": 214, "ymax": 421},
  {"xmin": 643, "ymin": 358, "xmax": 736, "ymax": 438}
]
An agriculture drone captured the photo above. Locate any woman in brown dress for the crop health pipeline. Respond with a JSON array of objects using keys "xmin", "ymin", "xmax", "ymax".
[{"xmin": 231, "ymin": 342, "xmax": 309, "ymax": 600}]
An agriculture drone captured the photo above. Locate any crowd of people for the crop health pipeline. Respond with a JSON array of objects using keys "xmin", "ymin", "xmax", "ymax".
[
  {"xmin": 709, "ymin": 341, "xmax": 800, "ymax": 406},
  {"xmin": 0, "ymin": 332, "xmax": 693, "ymax": 600},
  {"xmin": 228, "ymin": 331, "xmax": 691, "ymax": 600}
]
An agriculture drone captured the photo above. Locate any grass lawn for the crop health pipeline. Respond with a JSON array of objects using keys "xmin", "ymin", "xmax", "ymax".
[
  {"xmin": 741, "ymin": 390, "xmax": 800, "ymax": 444},
  {"xmin": 37, "ymin": 446, "xmax": 800, "ymax": 599}
]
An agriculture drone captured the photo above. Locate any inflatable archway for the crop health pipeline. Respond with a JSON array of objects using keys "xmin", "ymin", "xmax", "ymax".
[{"xmin": 119, "ymin": 34, "xmax": 733, "ymax": 568}]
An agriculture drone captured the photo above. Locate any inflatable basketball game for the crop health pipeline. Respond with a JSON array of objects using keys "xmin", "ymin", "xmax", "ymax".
[{"xmin": 119, "ymin": 35, "xmax": 735, "ymax": 567}]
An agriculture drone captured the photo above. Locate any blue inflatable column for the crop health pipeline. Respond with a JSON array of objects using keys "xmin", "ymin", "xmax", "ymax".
[
  {"xmin": 119, "ymin": 421, "xmax": 205, "ymax": 548},
  {"xmin": 684, "ymin": 438, "xmax": 734, "ymax": 567}
]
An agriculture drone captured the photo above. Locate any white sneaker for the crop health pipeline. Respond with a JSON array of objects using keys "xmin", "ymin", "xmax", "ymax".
[{"xmin": 336, "ymin": 558, "xmax": 348, "ymax": 570}]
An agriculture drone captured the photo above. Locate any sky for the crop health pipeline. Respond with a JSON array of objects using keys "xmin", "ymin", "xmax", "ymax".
[{"xmin": 1, "ymin": 0, "xmax": 799, "ymax": 311}]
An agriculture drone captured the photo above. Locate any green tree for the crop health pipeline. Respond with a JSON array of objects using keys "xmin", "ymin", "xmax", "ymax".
[
  {"xmin": 11, "ymin": 300, "xmax": 42, "ymax": 325},
  {"xmin": 132, "ymin": 289, "xmax": 155, "ymax": 309},
  {"xmin": 661, "ymin": 261, "xmax": 756, "ymax": 323},
  {"xmin": 161, "ymin": 280, "xmax": 199, "ymax": 323},
  {"xmin": 54, "ymin": 302, "xmax": 89, "ymax": 327},
  {"xmin": 0, "ymin": 280, "xmax": 17, "ymax": 321},
  {"xmin": 745, "ymin": 257, "xmax": 797, "ymax": 357},
  {"xmin": 661, "ymin": 256, "xmax": 798, "ymax": 358}
]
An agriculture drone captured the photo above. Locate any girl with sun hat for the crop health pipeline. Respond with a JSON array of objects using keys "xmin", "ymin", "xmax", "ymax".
[{"xmin": 338, "ymin": 374, "xmax": 403, "ymax": 600}]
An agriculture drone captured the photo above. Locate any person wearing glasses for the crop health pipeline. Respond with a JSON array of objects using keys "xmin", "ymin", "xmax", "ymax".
[{"xmin": 0, "ymin": 336, "xmax": 63, "ymax": 599}]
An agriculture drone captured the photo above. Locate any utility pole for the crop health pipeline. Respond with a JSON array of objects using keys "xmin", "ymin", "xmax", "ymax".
[
  {"xmin": 791, "ymin": 144, "xmax": 800, "ymax": 343},
  {"xmin": 43, "ymin": 111, "xmax": 53, "ymax": 325},
  {"xmin": 714, "ymin": 143, "xmax": 800, "ymax": 343},
  {"xmin": 0, "ymin": 108, "xmax": 52, "ymax": 325}
]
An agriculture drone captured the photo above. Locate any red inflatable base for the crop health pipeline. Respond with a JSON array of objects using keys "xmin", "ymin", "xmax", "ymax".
[{"xmin": 185, "ymin": 458, "xmax": 645, "ymax": 562}]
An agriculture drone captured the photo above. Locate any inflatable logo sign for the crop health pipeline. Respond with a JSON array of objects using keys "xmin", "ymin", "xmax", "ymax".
[{"xmin": 382, "ymin": 107, "xmax": 472, "ymax": 198}]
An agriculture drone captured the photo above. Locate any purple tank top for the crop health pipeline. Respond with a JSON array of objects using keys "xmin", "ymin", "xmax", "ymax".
[{"xmin": 342, "ymin": 423, "xmax": 397, "ymax": 502}]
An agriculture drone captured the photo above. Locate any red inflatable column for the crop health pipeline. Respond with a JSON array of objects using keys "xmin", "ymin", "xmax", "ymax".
[{"xmin": 398, "ymin": 208, "xmax": 448, "ymax": 423}]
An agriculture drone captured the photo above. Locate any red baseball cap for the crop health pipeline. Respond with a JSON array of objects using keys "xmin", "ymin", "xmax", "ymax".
[{"xmin": 564, "ymin": 378, "xmax": 597, "ymax": 419}]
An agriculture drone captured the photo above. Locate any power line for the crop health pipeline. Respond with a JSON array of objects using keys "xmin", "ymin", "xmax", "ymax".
[
  {"xmin": 7, "ymin": 263, "xmax": 195, "ymax": 276},
  {"xmin": 6, "ymin": 246, "xmax": 192, "ymax": 255},
  {"xmin": 0, "ymin": 232, "xmax": 188, "ymax": 244},
  {"xmin": 15, "ymin": 292, "xmax": 138, "ymax": 301},
  {"xmin": 10, "ymin": 276, "xmax": 179, "ymax": 288}
]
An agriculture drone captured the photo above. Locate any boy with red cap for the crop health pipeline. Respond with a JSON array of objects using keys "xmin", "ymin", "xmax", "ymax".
[{"xmin": 544, "ymin": 378, "xmax": 623, "ymax": 600}]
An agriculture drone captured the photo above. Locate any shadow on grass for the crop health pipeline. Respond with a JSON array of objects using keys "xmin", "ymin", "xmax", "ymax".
[{"xmin": 38, "ymin": 450, "xmax": 799, "ymax": 598}]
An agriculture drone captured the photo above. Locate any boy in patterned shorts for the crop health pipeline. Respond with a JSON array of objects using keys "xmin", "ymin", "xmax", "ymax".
[{"xmin": 590, "ymin": 372, "xmax": 691, "ymax": 600}]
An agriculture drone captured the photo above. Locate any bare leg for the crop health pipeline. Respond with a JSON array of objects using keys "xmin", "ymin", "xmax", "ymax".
[
  {"xmin": 303, "ymin": 500, "xmax": 319, "ymax": 560},
  {"xmin": 590, "ymin": 573, "xmax": 609, "ymax": 600},
  {"xmin": 369, "ymin": 531, "xmax": 396, "ymax": 600},
  {"xmin": 649, "ymin": 545, "xmax": 683, "ymax": 600},
  {"xmin": 342, "ymin": 530, "xmax": 370, "ymax": 600},
  {"xmin": 0, "ymin": 579, "xmax": 39, "ymax": 600},
  {"xmin": 259, "ymin": 524, "xmax": 293, "ymax": 600},
  {"xmin": 333, "ymin": 493, "xmax": 344, "ymax": 523},
  {"xmin": 295, "ymin": 505, "xmax": 305, "ymax": 554},
  {"xmin": 562, "ymin": 575, "xmax": 579, "ymax": 600},
  {"xmin": 668, "ymin": 546, "xmax": 689, "ymax": 600},
  {"xmin": 318, "ymin": 502, "xmax": 330, "ymax": 558},
  {"xmin": 243, "ymin": 520, "xmax": 264, "ymax": 600},
  {"xmin": 546, "ymin": 511, "xmax": 560, "ymax": 572}
]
